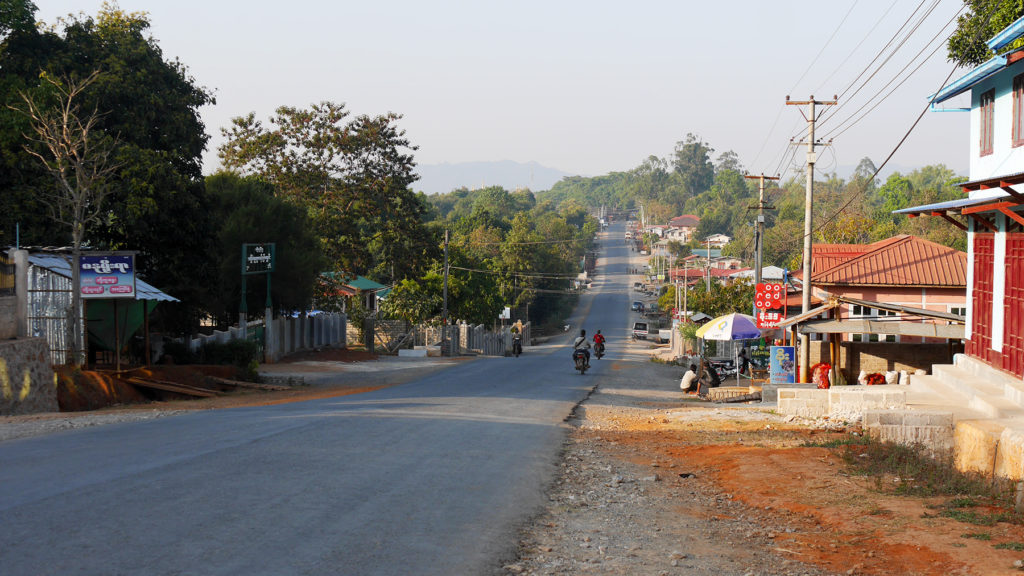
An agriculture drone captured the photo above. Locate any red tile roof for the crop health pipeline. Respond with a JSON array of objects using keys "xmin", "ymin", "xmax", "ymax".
[
  {"xmin": 806, "ymin": 235, "xmax": 966, "ymax": 287},
  {"xmin": 669, "ymin": 215, "xmax": 700, "ymax": 228}
]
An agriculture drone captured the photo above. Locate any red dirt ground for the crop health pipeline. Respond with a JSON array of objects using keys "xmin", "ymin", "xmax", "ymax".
[{"xmin": 600, "ymin": 420, "xmax": 1024, "ymax": 576}]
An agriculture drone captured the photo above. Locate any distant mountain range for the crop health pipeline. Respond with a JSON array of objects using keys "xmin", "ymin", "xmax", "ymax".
[{"xmin": 414, "ymin": 160, "xmax": 572, "ymax": 195}]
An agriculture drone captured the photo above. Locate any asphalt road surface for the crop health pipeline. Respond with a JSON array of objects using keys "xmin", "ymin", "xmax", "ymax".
[{"xmin": 0, "ymin": 222, "xmax": 640, "ymax": 575}]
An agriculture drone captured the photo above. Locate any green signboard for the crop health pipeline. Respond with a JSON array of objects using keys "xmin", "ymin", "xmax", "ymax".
[{"xmin": 243, "ymin": 243, "xmax": 275, "ymax": 275}]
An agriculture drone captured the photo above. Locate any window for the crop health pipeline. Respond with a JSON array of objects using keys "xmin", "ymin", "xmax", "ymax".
[
  {"xmin": 849, "ymin": 305, "xmax": 898, "ymax": 343},
  {"xmin": 981, "ymin": 89, "xmax": 995, "ymax": 156},
  {"xmin": 1015, "ymin": 75, "xmax": 1024, "ymax": 147}
]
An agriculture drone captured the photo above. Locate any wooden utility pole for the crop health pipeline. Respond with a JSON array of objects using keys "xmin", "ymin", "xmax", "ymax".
[
  {"xmin": 744, "ymin": 174, "xmax": 779, "ymax": 287},
  {"xmin": 787, "ymin": 95, "xmax": 836, "ymax": 383}
]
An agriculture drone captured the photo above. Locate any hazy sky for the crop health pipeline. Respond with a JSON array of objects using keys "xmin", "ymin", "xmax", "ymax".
[{"xmin": 37, "ymin": 0, "xmax": 972, "ymax": 181}]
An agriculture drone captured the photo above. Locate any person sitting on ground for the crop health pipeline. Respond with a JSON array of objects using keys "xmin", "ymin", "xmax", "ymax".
[{"xmin": 680, "ymin": 364, "xmax": 698, "ymax": 393}]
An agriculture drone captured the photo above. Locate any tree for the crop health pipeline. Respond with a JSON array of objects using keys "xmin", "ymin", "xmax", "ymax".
[
  {"xmin": 205, "ymin": 172, "xmax": 324, "ymax": 323},
  {"xmin": 0, "ymin": 4, "xmax": 218, "ymax": 334},
  {"xmin": 948, "ymin": 0, "xmax": 1024, "ymax": 66},
  {"xmin": 10, "ymin": 69, "xmax": 119, "ymax": 364},
  {"xmin": 672, "ymin": 133, "xmax": 715, "ymax": 195},
  {"xmin": 11, "ymin": 70, "xmax": 118, "ymax": 252},
  {"xmin": 219, "ymin": 103, "xmax": 430, "ymax": 280}
]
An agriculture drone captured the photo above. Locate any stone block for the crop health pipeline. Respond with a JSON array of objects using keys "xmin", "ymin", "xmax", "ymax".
[
  {"xmin": 954, "ymin": 420, "xmax": 1003, "ymax": 476},
  {"xmin": 994, "ymin": 427, "xmax": 1024, "ymax": 481},
  {"xmin": 0, "ymin": 338, "xmax": 57, "ymax": 415}
]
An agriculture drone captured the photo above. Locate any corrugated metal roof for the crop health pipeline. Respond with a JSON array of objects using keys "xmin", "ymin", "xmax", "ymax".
[
  {"xmin": 28, "ymin": 254, "xmax": 179, "ymax": 302},
  {"xmin": 811, "ymin": 235, "xmax": 967, "ymax": 287}
]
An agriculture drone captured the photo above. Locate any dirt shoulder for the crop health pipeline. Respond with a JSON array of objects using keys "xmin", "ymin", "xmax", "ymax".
[
  {"xmin": 0, "ymin": 348, "xmax": 466, "ymax": 442},
  {"xmin": 505, "ymin": 355, "xmax": 1024, "ymax": 576}
]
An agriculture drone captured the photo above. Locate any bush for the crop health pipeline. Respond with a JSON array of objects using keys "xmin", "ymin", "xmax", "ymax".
[
  {"xmin": 161, "ymin": 340, "xmax": 198, "ymax": 364},
  {"xmin": 199, "ymin": 339, "xmax": 261, "ymax": 367}
]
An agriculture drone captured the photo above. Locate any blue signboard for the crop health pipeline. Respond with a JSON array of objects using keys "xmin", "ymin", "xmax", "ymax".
[
  {"xmin": 769, "ymin": 346, "xmax": 796, "ymax": 384},
  {"xmin": 79, "ymin": 254, "xmax": 136, "ymax": 299}
]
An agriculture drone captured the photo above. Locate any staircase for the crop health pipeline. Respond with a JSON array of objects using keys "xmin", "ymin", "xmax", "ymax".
[{"xmin": 878, "ymin": 355, "xmax": 1024, "ymax": 479}]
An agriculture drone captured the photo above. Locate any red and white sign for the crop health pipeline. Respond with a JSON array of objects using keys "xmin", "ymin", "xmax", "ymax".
[
  {"xmin": 754, "ymin": 283, "xmax": 785, "ymax": 310},
  {"xmin": 757, "ymin": 309, "xmax": 787, "ymax": 329}
]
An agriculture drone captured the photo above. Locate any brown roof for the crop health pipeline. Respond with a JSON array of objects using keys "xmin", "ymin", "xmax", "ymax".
[
  {"xmin": 808, "ymin": 235, "xmax": 966, "ymax": 287},
  {"xmin": 669, "ymin": 215, "xmax": 700, "ymax": 228}
]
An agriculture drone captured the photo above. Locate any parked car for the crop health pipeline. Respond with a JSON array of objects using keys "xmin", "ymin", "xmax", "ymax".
[
  {"xmin": 631, "ymin": 301, "xmax": 644, "ymax": 312},
  {"xmin": 632, "ymin": 321, "xmax": 649, "ymax": 339}
]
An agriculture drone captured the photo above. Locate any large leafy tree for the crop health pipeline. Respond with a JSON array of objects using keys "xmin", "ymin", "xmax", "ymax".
[
  {"xmin": 673, "ymin": 133, "xmax": 715, "ymax": 196},
  {"xmin": 219, "ymin": 102, "xmax": 433, "ymax": 282},
  {"xmin": 0, "ymin": 3, "xmax": 216, "ymax": 333}
]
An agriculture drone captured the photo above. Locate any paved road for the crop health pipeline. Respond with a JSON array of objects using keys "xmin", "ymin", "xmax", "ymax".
[{"xmin": 0, "ymin": 222, "xmax": 638, "ymax": 575}]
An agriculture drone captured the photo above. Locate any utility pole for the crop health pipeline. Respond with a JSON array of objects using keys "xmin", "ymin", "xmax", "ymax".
[
  {"xmin": 744, "ymin": 174, "xmax": 779, "ymax": 287},
  {"xmin": 787, "ymin": 95, "xmax": 836, "ymax": 383},
  {"xmin": 442, "ymin": 229, "xmax": 449, "ymax": 357}
]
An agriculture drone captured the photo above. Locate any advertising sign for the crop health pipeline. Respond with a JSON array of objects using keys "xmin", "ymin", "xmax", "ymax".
[
  {"xmin": 769, "ymin": 346, "xmax": 796, "ymax": 384},
  {"xmin": 754, "ymin": 282, "xmax": 785, "ymax": 309},
  {"xmin": 756, "ymin": 308, "xmax": 787, "ymax": 329},
  {"xmin": 79, "ymin": 254, "xmax": 136, "ymax": 299},
  {"xmin": 243, "ymin": 243, "xmax": 275, "ymax": 274}
]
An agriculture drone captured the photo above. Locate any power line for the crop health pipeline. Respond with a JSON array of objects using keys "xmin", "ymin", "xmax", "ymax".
[
  {"xmin": 817, "ymin": 0, "xmax": 946, "ymax": 130},
  {"xmin": 819, "ymin": 5, "xmax": 962, "ymax": 141},
  {"xmin": 448, "ymin": 265, "xmax": 580, "ymax": 280},
  {"xmin": 787, "ymin": 0, "xmax": 860, "ymax": 95}
]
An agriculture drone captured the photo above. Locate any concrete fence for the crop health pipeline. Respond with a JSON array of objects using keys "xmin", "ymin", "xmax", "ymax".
[
  {"xmin": 180, "ymin": 313, "xmax": 346, "ymax": 363},
  {"xmin": 459, "ymin": 322, "xmax": 531, "ymax": 356}
]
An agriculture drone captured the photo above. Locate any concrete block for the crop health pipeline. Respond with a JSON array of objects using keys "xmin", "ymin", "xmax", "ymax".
[
  {"xmin": 903, "ymin": 411, "xmax": 954, "ymax": 428},
  {"xmin": 994, "ymin": 427, "xmax": 1024, "ymax": 481},
  {"xmin": 399, "ymin": 349, "xmax": 428, "ymax": 357},
  {"xmin": 954, "ymin": 420, "xmax": 1003, "ymax": 476}
]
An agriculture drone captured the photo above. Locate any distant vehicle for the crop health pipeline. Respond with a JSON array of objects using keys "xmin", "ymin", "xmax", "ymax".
[
  {"xmin": 625, "ymin": 231, "xmax": 633, "ymax": 239},
  {"xmin": 632, "ymin": 322, "xmax": 649, "ymax": 340},
  {"xmin": 631, "ymin": 301, "xmax": 644, "ymax": 312},
  {"xmin": 657, "ymin": 329, "xmax": 672, "ymax": 343}
]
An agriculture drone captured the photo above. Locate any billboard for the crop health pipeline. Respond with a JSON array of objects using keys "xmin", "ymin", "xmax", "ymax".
[
  {"xmin": 769, "ymin": 346, "xmax": 796, "ymax": 384},
  {"xmin": 79, "ymin": 254, "xmax": 136, "ymax": 299}
]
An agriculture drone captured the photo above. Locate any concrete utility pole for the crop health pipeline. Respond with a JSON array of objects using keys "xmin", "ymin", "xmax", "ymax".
[
  {"xmin": 442, "ymin": 229, "xmax": 449, "ymax": 356},
  {"xmin": 744, "ymin": 174, "xmax": 779, "ymax": 287},
  {"xmin": 787, "ymin": 95, "xmax": 836, "ymax": 383}
]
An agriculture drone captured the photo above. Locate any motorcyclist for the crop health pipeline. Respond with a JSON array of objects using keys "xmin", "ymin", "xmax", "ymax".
[
  {"xmin": 592, "ymin": 330, "xmax": 606, "ymax": 358},
  {"xmin": 572, "ymin": 329, "xmax": 591, "ymax": 367}
]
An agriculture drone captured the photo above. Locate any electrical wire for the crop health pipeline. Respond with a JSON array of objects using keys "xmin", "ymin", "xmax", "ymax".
[
  {"xmin": 813, "ymin": 0, "xmax": 902, "ymax": 96},
  {"xmin": 817, "ymin": 0, "xmax": 946, "ymax": 130},
  {"xmin": 448, "ymin": 265, "xmax": 581, "ymax": 280},
  {"xmin": 788, "ymin": 0, "xmax": 861, "ymax": 96},
  {"xmin": 819, "ymin": 5, "xmax": 963, "ymax": 141}
]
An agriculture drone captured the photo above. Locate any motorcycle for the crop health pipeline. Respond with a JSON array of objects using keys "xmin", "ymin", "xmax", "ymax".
[
  {"xmin": 594, "ymin": 341, "xmax": 605, "ymax": 359},
  {"xmin": 573, "ymin": 349, "xmax": 589, "ymax": 374},
  {"xmin": 512, "ymin": 335, "xmax": 523, "ymax": 357}
]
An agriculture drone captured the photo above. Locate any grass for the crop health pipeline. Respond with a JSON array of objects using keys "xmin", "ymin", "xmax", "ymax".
[
  {"xmin": 821, "ymin": 435, "xmax": 1024, "ymax": 527},
  {"xmin": 802, "ymin": 434, "xmax": 870, "ymax": 449},
  {"xmin": 960, "ymin": 532, "xmax": 992, "ymax": 540},
  {"xmin": 994, "ymin": 542, "xmax": 1024, "ymax": 551}
]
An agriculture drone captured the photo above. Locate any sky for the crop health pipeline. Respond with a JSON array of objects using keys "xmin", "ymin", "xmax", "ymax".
[{"xmin": 36, "ymin": 0, "xmax": 974, "ymax": 183}]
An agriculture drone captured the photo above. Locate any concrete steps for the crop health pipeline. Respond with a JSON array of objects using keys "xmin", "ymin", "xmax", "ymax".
[{"xmin": 776, "ymin": 354, "xmax": 1024, "ymax": 479}]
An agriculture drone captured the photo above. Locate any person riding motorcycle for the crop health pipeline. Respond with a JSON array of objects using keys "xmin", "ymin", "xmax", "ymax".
[
  {"xmin": 592, "ymin": 330, "xmax": 606, "ymax": 358},
  {"xmin": 572, "ymin": 329, "xmax": 591, "ymax": 367}
]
